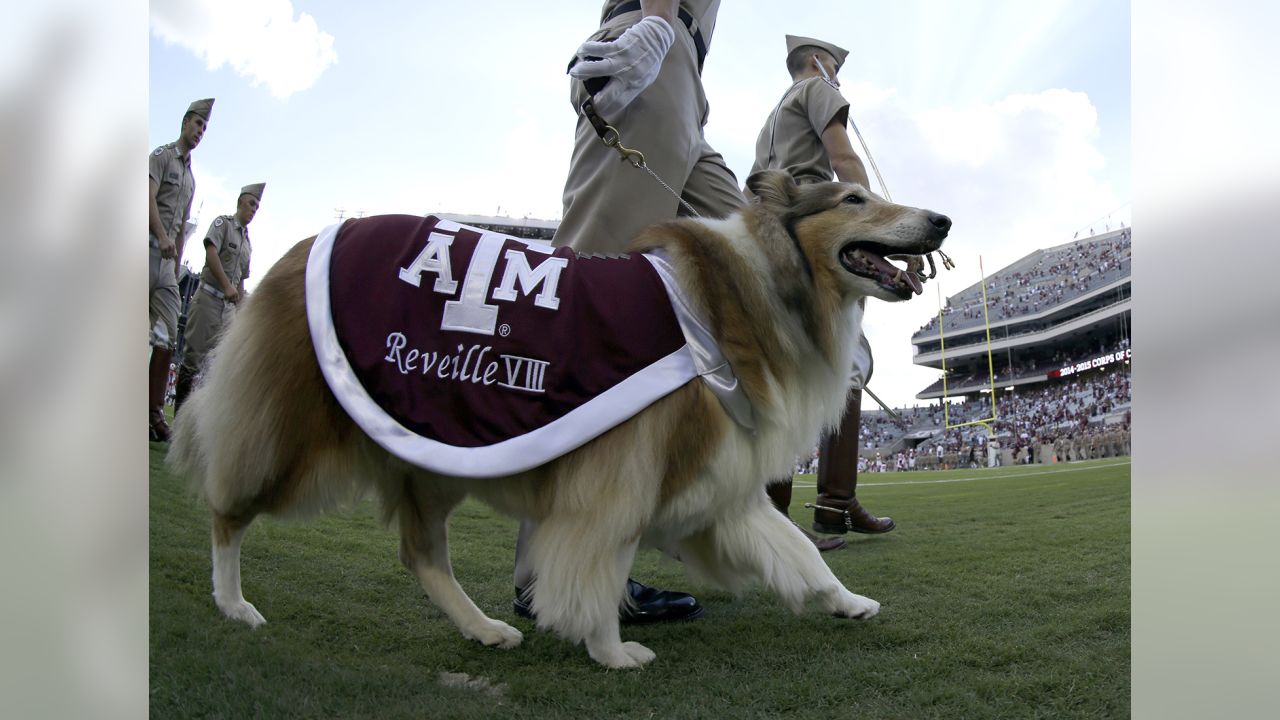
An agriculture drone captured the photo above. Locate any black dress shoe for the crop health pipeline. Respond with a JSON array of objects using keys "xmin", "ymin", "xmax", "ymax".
[
  {"xmin": 619, "ymin": 578, "xmax": 704, "ymax": 624},
  {"xmin": 514, "ymin": 578, "xmax": 704, "ymax": 625}
]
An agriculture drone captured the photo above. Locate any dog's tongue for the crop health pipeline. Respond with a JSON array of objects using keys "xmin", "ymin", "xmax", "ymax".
[{"xmin": 858, "ymin": 250, "xmax": 923, "ymax": 295}]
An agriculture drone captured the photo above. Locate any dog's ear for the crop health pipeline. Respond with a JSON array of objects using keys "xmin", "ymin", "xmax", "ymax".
[{"xmin": 745, "ymin": 170, "xmax": 797, "ymax": 209}]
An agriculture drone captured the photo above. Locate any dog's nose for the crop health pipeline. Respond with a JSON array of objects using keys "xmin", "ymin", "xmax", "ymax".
[{"xmin": 927, "ymin": 212, "xmax": 952, "ymax": 234}]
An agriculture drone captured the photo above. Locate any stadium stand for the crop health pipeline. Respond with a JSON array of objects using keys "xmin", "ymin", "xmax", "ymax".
[
  {"xmin": 435, "ymin": 212, "xmax": 558, "ymax": 241},
  {"xmin": 794, "ymin": 227, "xmax": 1132, "ymax": 473},
  {"xmin": 910, "ymin": 227, "xmax": 1130, "ymax": 397},
  {"xmin": 808, "ymin": 360, "xmax": 1131, "ymax": 474},
  {"xmin": 914, "ymin": 228, "xmax": 1130, "ymax": 337}
]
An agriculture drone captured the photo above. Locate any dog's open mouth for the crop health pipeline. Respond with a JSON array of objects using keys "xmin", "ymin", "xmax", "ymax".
[{"xmin": 839, "ymin": 242, "xmax": 923, "ymax": 298}]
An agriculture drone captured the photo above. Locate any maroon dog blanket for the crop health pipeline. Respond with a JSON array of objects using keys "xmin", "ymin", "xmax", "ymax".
[{"xmin": 306, "ymin": 214, "xmax": 708, "ymax": 477}]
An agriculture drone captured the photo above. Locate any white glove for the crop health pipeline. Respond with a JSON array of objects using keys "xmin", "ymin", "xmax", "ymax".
[
  {"xmin": 849, "ymin": 332, "xmax": 873, "ymax": 390},
  {"xmin": 570, "ymin": 15, "xmax": 676, "ymax": 120}
]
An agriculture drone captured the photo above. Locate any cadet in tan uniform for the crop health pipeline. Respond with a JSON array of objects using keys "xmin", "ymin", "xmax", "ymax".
[
  {"xmin": 748, "ymin": 36, "xmax": 869, "ymax": 185},
  {"xmin": 749, "ymin": 36, "xmax": 895, "ymax": 540},
  {"xmin": 554, "ymin": 0, "xmax": 743, "ymax": 252},
  {"xmin": 149, "ymin": 98, "xmax": 212, "ymax": 441},
  {"xmin": 174, "ymin": 183, "xmax": 263, "ymax": 414},
  {"xmin": 515, "ymin": 0, "xmax": 736, "ymax": 627}
]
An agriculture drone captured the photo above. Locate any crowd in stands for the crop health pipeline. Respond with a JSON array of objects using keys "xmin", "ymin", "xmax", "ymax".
[
  {"xmin": 915, "ymin": 228, "xmax": 1131, "ymax": 337},
  {"xmin": 787, "ymin": 230, "xmax": 1134, "ymax": 477},
  {"xmin": 794, "ymin": 365, "xmax": 1131, "ymax": 475},
  {"xmin": 919, "ymin": 336, "xmax": 1131, "ymax": 396},
  {"xmin": 914, "ymin": 367, "xmax": 1131, "ymax": 468}
]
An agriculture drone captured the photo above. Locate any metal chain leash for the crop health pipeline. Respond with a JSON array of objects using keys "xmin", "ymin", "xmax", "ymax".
[
  {"xmin": 641, "ymin": 163, "xmax": 701, "ymax": 218},
  {"xmin": 583, "ymin": 98, "xmax": 702, "ymax": 219}
]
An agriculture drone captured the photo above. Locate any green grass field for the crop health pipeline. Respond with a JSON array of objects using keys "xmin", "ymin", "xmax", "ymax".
[{"xmin": 150, "ymin": 445, "xmax": 1129, "ymax": 719}]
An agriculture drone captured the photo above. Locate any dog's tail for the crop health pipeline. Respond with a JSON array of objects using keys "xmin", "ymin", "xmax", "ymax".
[
  {"xmin": 166, "ymin": 381, "xmax": 206, "ymax": 495},
  {"xmin": 166, "ymin": 237, "xmax": 372, "ymax": 519},
  {"xmin": 167, "ymin": 359, "xmax": 246, "ymax": 508}
]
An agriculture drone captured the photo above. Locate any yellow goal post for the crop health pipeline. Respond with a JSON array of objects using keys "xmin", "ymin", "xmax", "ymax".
[{"xmin": 937, "ymin": 256, "xmax": 998, "ymax": 437}]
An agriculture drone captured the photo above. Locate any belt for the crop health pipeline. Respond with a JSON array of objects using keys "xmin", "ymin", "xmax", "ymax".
[
  {"xmin": 604, "ymin": 1, "xmax": 706, "ymax": 73},
  {"xmin": 201, "ymin": 283, "xmax": 225, "ymax": 300}
]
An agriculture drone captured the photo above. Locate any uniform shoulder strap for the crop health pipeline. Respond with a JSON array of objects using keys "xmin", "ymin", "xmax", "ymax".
[{"xmin": 765, "ymin": 79, "xmax": 811, "ymax": 167}]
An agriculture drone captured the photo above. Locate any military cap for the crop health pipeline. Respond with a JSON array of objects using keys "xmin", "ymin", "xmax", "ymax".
[
  {"xmin": 187, "ymin": 98, "xmax": 215, "ymax": 120},
  {"xmin": 239, "ymin": 183, "xmax": 266, "ymax": 200},
  {"xmin": 785, "ymin": 35, "xmax": 849, "ymax": 72}
]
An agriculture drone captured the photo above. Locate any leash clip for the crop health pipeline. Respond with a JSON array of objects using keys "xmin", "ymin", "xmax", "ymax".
[
  {"xmin": 600, "ymin": 125, "xmax": 646, "ymax": 168},
  {"xmin": 918, "ymin": 254, "xmax": 938, "ymax": 282},
  {"xmin": 581, "ymin": 97, "xmax": 646, "ymax": 168}
]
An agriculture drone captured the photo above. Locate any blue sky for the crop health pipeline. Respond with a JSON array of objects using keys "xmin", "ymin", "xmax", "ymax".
[{"xmin": 148, "ymin": 0, "xmax": 1131, "ymax": 409}]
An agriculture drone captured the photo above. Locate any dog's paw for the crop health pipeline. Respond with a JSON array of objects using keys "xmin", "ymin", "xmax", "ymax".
[
  {"xmin": 461, "ymin": 618, "xmax": 523, "ymax": 649},
  {"xmin": 588, "ymin": 640, "xmax": 656, "ymax": 669},
  {"xmin": 216, "ymin": 597, "xmax": 267, "ymax": 628},
  {"xmin": 827, "ymin": 590, "xmax": 880, "ymax": 620},
  {"xmin": 620, "ymin": 641, "xmax": 657, "ymax": 666}
]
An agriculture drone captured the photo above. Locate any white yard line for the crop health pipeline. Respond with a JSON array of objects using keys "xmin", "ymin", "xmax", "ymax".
[{"xmin": 791, "ymin": 460, "xmax": 1131, "ymax": 489}]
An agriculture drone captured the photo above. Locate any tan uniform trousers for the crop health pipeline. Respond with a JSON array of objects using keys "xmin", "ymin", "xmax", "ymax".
[
  {"xmin": 148, "ymin": 242, "xmax": 180, "ymax": 349},
  {"xmin": 181, "ymin": 289, "xmax": 232, "ymax": 373},
  {"xmin": 554, "ymin": 24, "xmax": 743, "ymax": 254}
]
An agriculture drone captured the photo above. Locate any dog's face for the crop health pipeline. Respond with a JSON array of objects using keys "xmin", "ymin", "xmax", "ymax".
[{"xmin": 746, "ymin": 170, "xmax": 950, "ymax": 303}]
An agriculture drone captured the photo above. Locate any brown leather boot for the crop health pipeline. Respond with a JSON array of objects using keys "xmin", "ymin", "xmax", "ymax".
[
  {"xmin": 767, "ymin": 479, "xmax": 847, "ymax": 552},
  {"xmin": 812, "ymin": 495, "xmax": 896, "ymax": 534},
  {"xmin": 813, "ymin": 389, "xmax": 895, "ymax": 535},
  {"xmin": 149, "ymin": 347, "xmax": 174, "ymax": 442},
  {"xmin": 173, "ymin": 363, "xmax": 196, "ymax": 417}
]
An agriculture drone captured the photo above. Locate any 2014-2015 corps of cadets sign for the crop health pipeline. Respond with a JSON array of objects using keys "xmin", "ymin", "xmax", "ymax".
[{"xmin": 306, "ymin": 214, "xmax": 716, "ymax": 478}]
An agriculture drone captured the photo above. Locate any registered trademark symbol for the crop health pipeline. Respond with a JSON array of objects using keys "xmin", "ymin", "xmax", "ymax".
[{"xmin": 498, "ymin": 324, "xmax": 511, "ymax": 337}]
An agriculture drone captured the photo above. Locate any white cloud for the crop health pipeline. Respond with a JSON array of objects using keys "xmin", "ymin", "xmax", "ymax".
[
  {"xmin": 150, "ymin": 0, "xmax": 336, "ymax": 98},
  {"xmin": 178, "ymin": 161, "xmax": 235, "ymax": 271}
]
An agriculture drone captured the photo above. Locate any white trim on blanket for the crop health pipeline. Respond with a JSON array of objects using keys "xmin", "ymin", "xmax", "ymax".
[
  {"xmin": 306, "ymin": 221, "xmax": 700, "ymax": 478},
  {"xmin": 643, "ymin": 250, "xmax": 755, "ymax": 431}
]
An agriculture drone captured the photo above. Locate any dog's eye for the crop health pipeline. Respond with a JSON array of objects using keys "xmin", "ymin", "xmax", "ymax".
[{"xmin": 843, "ymin": 194, "xmax": 864, "ymax": 205}]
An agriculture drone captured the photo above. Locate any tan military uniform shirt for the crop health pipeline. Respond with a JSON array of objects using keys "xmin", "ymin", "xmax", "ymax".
[
  {"xmin": 148, "ymin": 142, "xmax": 195, "ymax": 246},
  {"xmin": 750, "ymin": 77, "xmax": 850, "ymax": 184},
  {"xmin": 200, "ymin": 215, "xmax": 252, "ymax": 291},
  {"xmin": 181, "ymin": 214, "xmax": 251, "ymax": 372}
]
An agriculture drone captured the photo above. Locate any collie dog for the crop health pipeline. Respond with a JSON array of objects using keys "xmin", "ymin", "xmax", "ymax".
[{"xmin": 169, "ymin": 170, "xmax": 950, "ymax": 668}]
